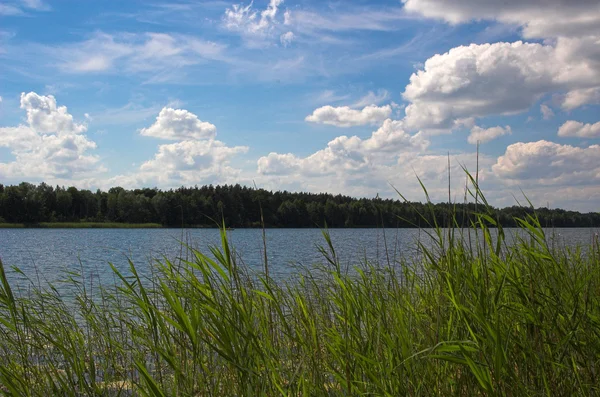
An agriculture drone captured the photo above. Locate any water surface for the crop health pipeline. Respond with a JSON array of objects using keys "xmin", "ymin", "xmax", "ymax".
[{"xmin": 0, "ymin": 228, "xmax": 597, "ymax": 290}]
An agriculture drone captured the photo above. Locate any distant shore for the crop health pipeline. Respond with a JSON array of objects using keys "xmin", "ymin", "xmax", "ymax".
[
  {"xmin": 1, "ymin": 222, "xmax": 599, "ymax": 229},
  {"xmin": 0, "ymin": 222, "xmax": 163, "ymax": 229}
]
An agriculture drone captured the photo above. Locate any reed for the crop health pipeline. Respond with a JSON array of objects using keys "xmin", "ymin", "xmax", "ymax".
[{"xmin": 0, "ymin": 185, "xmax": 599, "ymax": 396}]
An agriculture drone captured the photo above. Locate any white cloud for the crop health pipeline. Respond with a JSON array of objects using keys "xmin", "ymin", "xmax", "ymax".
[
  {"xmin": 313, "ymin": 90, "xmax": 351, "ymax": 105},
  {"xmin": 399, "ymin": 0, "xmax": 600, "ymax": 129},
  {"xmin": 223, "ymin": 3, "xmax": 259, "ymax": 32},
  {"xmin": 280, "ymin": 31, "xmax": 294, "ymax": 47},
  {"xmin": 54, "ymin": 33, "xmax": 131, "ymax": 72},
  {"xmin": 0, "ymin": 4, "xmax": 23, "ymax": 15},
  {"xmin": 364, "ymin": 119, "xmax": 429, "ymax": 152},
  {"xmin": 395, "ymin": 151, "xmax": 497, "ymax": 199},
  {"xmin": 492, "ymin": 140, "xmax": 600, "ymax": 186},
  {"xmin": 110, "ymin": 107, "xmax": 247, "ymax": 188},
  {"xmin": 490, "ymin": 139, "xmax": 600, "ymax": 210},
  {"xmin": 140, "ymin": 140, "xmax": 246, "ymax": 173},
  {"xmin": 259, "ymin": 119, "xmax": 428, "ymax": 179},
  {"xmin": 140, "ymin": 107, "xmax": 217, "ymax": 140},
  {"xmin": 257, "ymin": 147, "xmax": 494, "ymax": 204},
  {"xmin": 291, "ymin": 7, "xmax": 411, "ymax": 33},
  {"xmin": 223, "ymin": 0, "xmax": 289, "ymax": 46},
  {"xmin": 88, "ymin": 102, "xmax": 166, "ymax": 126},
  {"xmin": 49, "ymin": 32, "xmax": 227, "ymax": 77},
  {"xmin": 305, "ymin": 104, "xmax": 392, "ymax": 127},
  {"xmin": 468, "ymin": 125, "xmax": 511, "ymax": 144},
  {"xmin": 453, "ymin": 117, "xmax": 475, "ymax": 129},
  {"xmin": 20, "ymin": 92, "xmax": 87, "ymax": 134},
  {"xmin": 0, "ymin": 92, "xmax": 103, "ymax": 181},
  {"xmin": 126, "ymin": 140, "xmax": 248, "ymax": 186},
  {"xmin": 401, "ymin": 0, "xmax": 600, "ymax": 39},
  {"xmin": 558, "ymin": 120, "xmax": 600, "ymax": 138},
  {"xmin": 272, "ymin": 4, "xmax": 417, "ymax": 54},
  {"xmin": 261, "ymin": 0, "xmax": 283, "ymax": 24},
  {"xmin": 540, "ymin": 104, "xmax": 554, "ymax": 120},
  {"xmin": 20, "ymin": 0, "xmax": 50, "ymax": 11},
  {"xmin": 0, "ymin": 124, "xmax": 41, "ymax": 152},
  {"xmin": 402, "ymin": 41, "xmax": 600, "ymax": 130},
  {"xmin": 351, "ymin": 89, "xmax": 390, "ymax": 108},
  {"xmin": 561, "ymin": 87, "xmax": 600, "ymax": 110},
  {"xmin": 257, "ymin": 152, "xmax": 300, "ymax": 176},
  {"xmin": 10, "ymin": 29, "xmax": 324, "ymax": 83}
]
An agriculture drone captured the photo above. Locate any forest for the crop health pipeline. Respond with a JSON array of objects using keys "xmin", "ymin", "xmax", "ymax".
[{"xmin": 0, "ymin": 182, "xmax": 598, "ymax": 228}]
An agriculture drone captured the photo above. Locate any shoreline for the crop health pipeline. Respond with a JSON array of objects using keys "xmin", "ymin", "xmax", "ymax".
[
  {"xmin": 1, "ymin": 223, "xmax": 599, "ymax": 230},
  {"xmin": 0, "ymin": 222, "xmax": 163, "ymax": 229}
]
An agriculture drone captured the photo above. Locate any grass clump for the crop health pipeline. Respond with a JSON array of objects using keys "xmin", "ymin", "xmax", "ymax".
[{"xmin": 0, "ymin": 188, "xmax": 599, "ymax": 396}]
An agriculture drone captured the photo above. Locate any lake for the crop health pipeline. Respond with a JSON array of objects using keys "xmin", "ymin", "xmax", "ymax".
[{"xmin": 0, "ymin": 227, "xmax": 598, "ymax": 290}]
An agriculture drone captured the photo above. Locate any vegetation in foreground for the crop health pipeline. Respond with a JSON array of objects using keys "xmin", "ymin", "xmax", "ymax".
[
  {"xmin": 0, "ymin": 185, "xmax": 599, "ymax": 396},
  {"xmin": 1, "ymin": 182, "xmax": 599, "ymax": 228}
]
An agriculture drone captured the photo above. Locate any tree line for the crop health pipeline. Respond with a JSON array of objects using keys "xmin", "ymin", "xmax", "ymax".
[{"xmin": 0, "ymin": 182, "xmax": 598, "ymax": 228}]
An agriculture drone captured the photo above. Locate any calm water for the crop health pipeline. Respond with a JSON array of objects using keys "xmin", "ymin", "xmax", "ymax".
[{"xmin": 0, "ymin": 228, "xmax": 598, "ymax": 290}]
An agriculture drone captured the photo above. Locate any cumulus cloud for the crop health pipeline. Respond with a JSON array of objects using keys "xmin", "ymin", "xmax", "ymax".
[
  {"xmin": 259, "ymin": 119, "xmax": 427, "ymax": 178},
  {"xmin": 0, "ymin": 92, "xmax": 103, "ymax": 181},
  {"xmin": 140, "ymin": 107, "xmax": 217, "ymax": 140},
  {"xmin": 401, "ymin": 0, "xmax": 600, "ymax": 39},
  {"xmin": 257, "ymin": 148, "xmax": 494, "ymax": 204},
  {"xmin": 124, "ymin": 140, "xmax": 248, "ymax": 186},
  {"xmin": 20, "ymin": 92, "xmax": 87, "ymax": 134},
  {"xmin": 399, "ymin": 1, "xmax": 600, "ymax": 130},
  {"xmin": 492, "ymin": 140, "xmax": 600, "ymax": 186},
  {"xmin": 558, "ymin": 120, "xmax": 600, "ymax": 138},
  {"xmin": 402, "ymin": 41, "xmax": 600, "ymax": 130},
  {"xmin": 305, "ymin": 104, "xmax": 392, "ymax": 127},
  {"xmin": 490, "ymin": 138, "xmax": 600, "ymax": 209},
  {"xmin": 141, "ymin": 141, "xmax": 246, "ymax": 173},
  {"xmin": 396, "ymin": 151, "xmax": 497, "ymax": 198},
  {"xmin": 561, "ymin": 87, "xmax": 600, "ymax": 110},
  {"xmin": 257, "ymin": 152, "xmax": 300, "ymax": 176},
  {"xmin": 364, "ymin": 119, "xmax": 429, "ymax": 152},
  {"xmin": 111, "ymin": 107, "xmax": 248, "ymax": 188},
  {"xmin": 468, "ymin": 125, "xmax": 511, "ymax": 144}
]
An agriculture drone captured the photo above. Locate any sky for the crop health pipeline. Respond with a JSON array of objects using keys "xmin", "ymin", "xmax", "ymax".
[{"xmin": 0, "ymin": 0, "xmax": 599, "ymax": 211}]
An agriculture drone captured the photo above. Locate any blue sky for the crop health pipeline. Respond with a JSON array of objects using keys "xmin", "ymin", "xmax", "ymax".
[{"xmin": 1, "ymin": 0, "xmax": 599, "ymax": 211}]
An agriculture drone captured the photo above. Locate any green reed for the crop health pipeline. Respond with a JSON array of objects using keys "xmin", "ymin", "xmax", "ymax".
[{"xmin": 0, "ymin": 186, "xmax": 599, "ymax": 396}]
